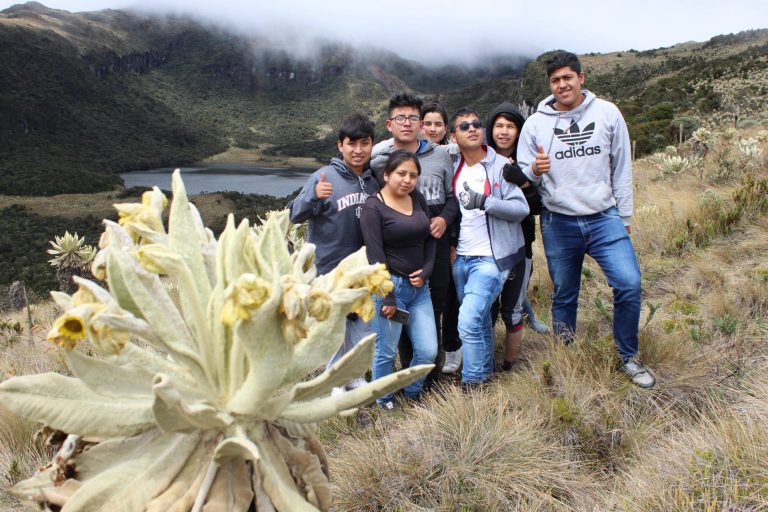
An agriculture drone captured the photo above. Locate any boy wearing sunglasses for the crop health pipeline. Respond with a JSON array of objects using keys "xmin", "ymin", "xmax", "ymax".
[{"xmin": 450, "ymin": 107, "xmax": 530, "ymax": 387}]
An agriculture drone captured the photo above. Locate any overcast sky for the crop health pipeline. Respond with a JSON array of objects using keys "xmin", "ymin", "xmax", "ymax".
[{"xmin": 3, "ymin": 0, "xmax": 767, "ymax": 64}]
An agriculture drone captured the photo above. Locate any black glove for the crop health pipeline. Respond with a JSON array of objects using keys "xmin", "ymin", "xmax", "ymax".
[
  {"xmin": 502, "ymin": 162, "xmax": 528, "ymax": 187},
  {"xmin": 460, "ymin": 181, "xmax": 487, "ymax": 210}
]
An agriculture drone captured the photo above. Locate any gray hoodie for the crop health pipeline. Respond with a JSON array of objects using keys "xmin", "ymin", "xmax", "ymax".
[
  {"xmin": 518, "ymin": 90, "xmax": 633, "ymax": 225},
  {"xmin": 288, "ymin": 158, "xmax": 380, "ymax": 275},
  {"xmin": 453, "ymin": 145, "xmax": 529, "ymax": 271},
  {"xmin": 370, "ymin": 139, "xmax": 458, "ymax": 225}
]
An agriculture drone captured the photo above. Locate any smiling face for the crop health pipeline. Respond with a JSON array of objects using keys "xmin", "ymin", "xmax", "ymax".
[
  {"xmin": 491, "ymin": 116, "xmax": 519, "ymax": 157},
  {"xmin": 549, "ymin": 65, "xmax": 586, "ymax": 111},
  {"xmin": 422, "ymin": 112, "xmax": 447, "ymax": 144},
  {"xmin": 384, "ymin": 158, "xmax": 419, "ymax": 197},
  {"xmin": 452, "ymin": 114, "xmax": 483, "ymax": 152},
  {"xmin": 337, "ymin": 136, "xmax": 373, "ymax": 175},
  {"xmin": 386, "ymin": 106, "xmax": 421, "ymax": 146}
]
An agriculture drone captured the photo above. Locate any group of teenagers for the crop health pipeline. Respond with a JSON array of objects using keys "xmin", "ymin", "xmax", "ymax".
[{"xmin": 289, "ymin": 51, "xmax": 656, "ymax": 410}]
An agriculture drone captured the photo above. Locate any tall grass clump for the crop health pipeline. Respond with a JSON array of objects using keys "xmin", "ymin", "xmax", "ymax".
[
  {"xmin": 605, "ymin": 360, "xmax": 768, "ymax": 511},
  {"xmin": 330, "ymin": 384, "xmax": 594, "ymax": 511}
]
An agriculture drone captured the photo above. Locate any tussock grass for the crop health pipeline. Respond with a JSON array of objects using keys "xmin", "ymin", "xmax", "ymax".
[
  {"xmin": 606, "ymin": 361, "xmax": 768, "ymax": 511},
  {"xmin": 0, "ymin": 303, "xmax": 66, "ymax": 511},
  {"xmin": 331, "ymin": 385, "xmax": 594, "ymax": 511}
]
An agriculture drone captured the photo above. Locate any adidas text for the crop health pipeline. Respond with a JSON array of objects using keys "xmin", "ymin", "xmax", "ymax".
[{"xmin": 555, "ymin": 145, "xmax": 602, "ymax": 159}]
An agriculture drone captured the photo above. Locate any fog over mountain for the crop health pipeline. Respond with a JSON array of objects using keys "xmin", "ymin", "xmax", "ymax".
[{"xmin": 2, "ymin": 0, "xmax": 767, "ymax": 65}]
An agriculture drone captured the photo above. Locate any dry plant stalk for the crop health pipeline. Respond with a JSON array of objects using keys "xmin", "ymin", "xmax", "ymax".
[{"xmin": 0, "ymin": 170, "xmax": 431, "ymax": 511}]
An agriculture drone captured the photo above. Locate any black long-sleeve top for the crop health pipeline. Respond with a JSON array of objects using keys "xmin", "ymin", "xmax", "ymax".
[
  {"xmin": 361, "ymin": 190, "xmax": 436, "ymax": 307},
  {"xmin": 521, "ymin": 183, "xmax": 543, "ymax": 258}
]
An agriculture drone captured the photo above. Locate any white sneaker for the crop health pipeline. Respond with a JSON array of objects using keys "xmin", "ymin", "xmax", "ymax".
[
  {"xmin": 442, "ymin": 348, "xmax": 462, "ymax": 374},
  {"xmin": 346, "ymin": 377, "xmax": 367, "ymax": 390},
  {"xmin": 623, "ymin": 357, "xmax": 656, "ymax": 389},
  {"xmin": 331, "ymin": 387, "xmax": 346, "ymax": 397}
]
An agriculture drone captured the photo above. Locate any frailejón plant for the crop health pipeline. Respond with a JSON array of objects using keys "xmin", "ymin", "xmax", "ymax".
[
  {"xmin": 48, "ymin": 231, "xmax": 98, "ymax": 294},
  {"xmin": 47, "ymin": 231, "xmax": 96, "ymax": 269},
  {"xmin": 0, "ymin": 170, "xmax": 431, "ymax": 511}
]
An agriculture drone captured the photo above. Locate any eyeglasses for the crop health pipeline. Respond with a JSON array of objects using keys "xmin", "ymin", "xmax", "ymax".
[
  {"xmin": 456, "ymin": 120, "xmax": 483, "ymax": 132},
  {"xmin": 389, "ymin": 115, "xmax": 421, "ymax": 125}
]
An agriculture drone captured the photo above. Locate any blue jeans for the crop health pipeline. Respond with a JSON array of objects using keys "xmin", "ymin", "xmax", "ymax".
[
  {"xmin": 540, "ymin": 207, "xmax": 641, "ymax": 361},
  {"xmin": 372, "ymin": 275, "xmax": 438, "ymax": 404},
  {"xmin": 453, "ymin": 256, "xmax": 508, "ymax": 384}
]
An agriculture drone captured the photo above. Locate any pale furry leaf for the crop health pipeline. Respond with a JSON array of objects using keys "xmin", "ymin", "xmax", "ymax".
[
  {"xmin": 280, "ymin": 365, "xmax": 434, "ymax": 423},
  {"xmin": 0, "ymin": 373, "xmax": 155, "ymax": 437}
]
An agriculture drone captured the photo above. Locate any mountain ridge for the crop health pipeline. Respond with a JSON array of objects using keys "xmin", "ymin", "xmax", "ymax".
[{"xmin": 1, "ymin": 1, "xmax": 767, "ymax": 195}]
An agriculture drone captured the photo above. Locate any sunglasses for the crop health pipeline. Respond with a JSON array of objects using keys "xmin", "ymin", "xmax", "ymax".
[{"xmin": 456, "ymin": 120, "xmax": 483, "ymax": 132}]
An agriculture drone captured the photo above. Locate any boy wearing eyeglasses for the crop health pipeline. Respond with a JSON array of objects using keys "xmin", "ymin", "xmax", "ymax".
[
  {"xmin": 450, "ymin": 107, "xmax": 530, "ymax": 387},
  {"xmin": 370, "ymin": 93, "xmax": 457, "ymax": 382}
]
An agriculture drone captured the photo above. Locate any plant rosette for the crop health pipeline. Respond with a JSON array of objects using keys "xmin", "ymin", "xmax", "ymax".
[{"xmin": 0, "ymin": 170, "xmax": 432, "ymax": 512}]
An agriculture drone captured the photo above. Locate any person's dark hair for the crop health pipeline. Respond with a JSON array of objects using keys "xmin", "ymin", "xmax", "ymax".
[
  {"xmin": 338, "ymin": 112, "xmax": 375, "ymax": 142},
  {"xmin": 450, "ymin": 106, "xmax": 480, "ymax": 132},
  {"xmin": 387, "ymin": 92, "xmax": 423, "ymax": 117},
  {"xmin": 545, "ymin": 51, "xmax": 581, "ymax": 77},
  {"xmin": 383, "ymin": 149, "xmax": 421, "ymax": 177},
  {"xmin": 421, "ymin": 101, "xmax": 450, "ymax": 144}
]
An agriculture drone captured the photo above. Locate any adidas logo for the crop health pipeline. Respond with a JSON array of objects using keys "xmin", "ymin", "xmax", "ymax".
[
  {"xmin": 553, "ymin": 120, "xmax": 601, "ymax": 160},
  {"xmin": 554, "ymin": 121, "xmax": 595, "ymax": 147}
]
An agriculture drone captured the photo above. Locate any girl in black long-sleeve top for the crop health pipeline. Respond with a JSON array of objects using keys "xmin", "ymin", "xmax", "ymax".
[{"xmin": 361, "ymin": 150, "xmax": 437, "ymax": 408}]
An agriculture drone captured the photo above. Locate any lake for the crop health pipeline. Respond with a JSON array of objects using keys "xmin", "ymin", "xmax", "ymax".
[{"xmin": 120, "ymin": 164, "xmax": 316, "ymax": 197}]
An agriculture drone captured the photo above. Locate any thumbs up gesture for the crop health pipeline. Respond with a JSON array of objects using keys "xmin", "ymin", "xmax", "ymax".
[
  {"xmin": 533, "ymin": 144, "xmax": 551, "ymax": 176},
  {"xmin": 315, "ymin": 172, "xmax": 333, "ymax": 200}
]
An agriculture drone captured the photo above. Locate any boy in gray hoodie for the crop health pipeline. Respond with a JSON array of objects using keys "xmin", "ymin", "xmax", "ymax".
[
  {"xmin": 517, "ymin": 51, "xmax": 655, "ymax": 389},
  {"xmin": 288, "ymin": 112, "xmax": 380, "ymax": 392}
]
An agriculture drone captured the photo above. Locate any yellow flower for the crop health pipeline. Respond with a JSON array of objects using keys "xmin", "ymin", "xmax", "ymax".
[
  {"xmin": 351, "ymin": 296, "xmax": 375, "ymax": 322},
  {"xmin": 114, "ymin": 189, "xmax": 167, "ymax": 242},
  {"xmin": 367, "ymin": 264, "xmax": 393, "ymax": 296},
  {"xmin": 221, "ymin": 274, "xmax": 272, "ymax": 326},
  {"xmin": 46, "ymin": 305, "xmax": 103, "ymax": 349},
  {"xmin": 307, "ymin": 289, "xmax": 331, "ymax": 321},
  {"xmin": 136, "ymin": 244, "xmax": 183, "ymax": 275},
  {"xmin": 279, "ymin": 276, "xmax": 308, "ymax": 321}
]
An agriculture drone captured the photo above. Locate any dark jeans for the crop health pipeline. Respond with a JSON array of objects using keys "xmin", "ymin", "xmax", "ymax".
[
  {"xmin": 441, "ymin": 271, "xmax": 461, "ymax": 352},
  {"xmin": 490, "ymin": 258, "xmax": 528, "ymax": 330},
  {"xmin": 541, "ymin": 207, "xmax": 641, "ymax": 360}
]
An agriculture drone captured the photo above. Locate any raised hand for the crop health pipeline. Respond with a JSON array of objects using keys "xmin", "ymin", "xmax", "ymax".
[
  {"xmin": 460, "ymin": 181, "xmax": 487, "ymax": 210},
  {"xmin": 502, "ymin": 161, "xmax": 529, "ymax": 187},
  {"xmin": 533, "ymin": 144, "xmax": 551, "ymax": 176},
  {"xmin": 315, "ymin": 172, "xmax": 333, "ymax": 200}
]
